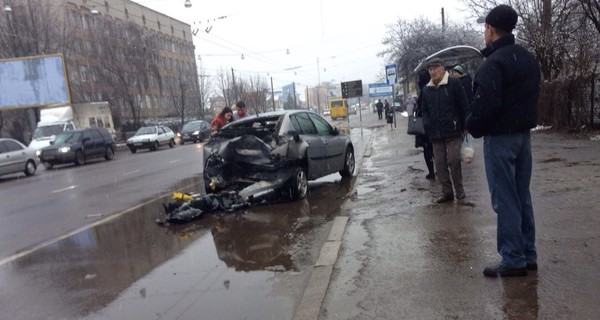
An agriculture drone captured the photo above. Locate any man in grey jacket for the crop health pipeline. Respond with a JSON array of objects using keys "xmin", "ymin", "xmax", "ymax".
[{"xmin": 421, "ymin": 57, "xmax": 469, "ymax": 203}]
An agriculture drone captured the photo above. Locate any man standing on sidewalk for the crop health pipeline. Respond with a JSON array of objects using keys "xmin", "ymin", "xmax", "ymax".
[
  {"xmin": 421, "ymin": 57, "xmax": 469, "ymax": 203},
  {"xmin": 466, "ymin": 4, "xmax": 541, "ymax": 277}
]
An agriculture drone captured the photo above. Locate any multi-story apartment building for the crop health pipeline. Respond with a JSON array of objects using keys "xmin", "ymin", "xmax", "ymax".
[{"xmin": 2, "ymin": 0, "xmax": 198, "ymax": 126}]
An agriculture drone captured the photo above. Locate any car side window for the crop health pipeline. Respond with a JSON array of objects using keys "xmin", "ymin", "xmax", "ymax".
[
  {"xmin": 83, "ymin": 131, "xmax": 93, "ymax": 141},
  {"xmin": 291, "ymin": 113, "xmax": 318, "ymax": 135},
  {"xmin": 90, "ymin": 129, "xmax": 102, "ymax": 140},
  {"xmin": 0, "ymin": 141, "xmax": 7, "ymax": 153},
  {"xmin": 308, "ymin": 113, "xmax": 332, "ymax": 136},
  {"xmin": 4, "ymin": 140, "xmax": 23, "ymax": 152}
]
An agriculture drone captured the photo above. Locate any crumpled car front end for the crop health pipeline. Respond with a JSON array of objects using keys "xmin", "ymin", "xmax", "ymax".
[{"xmin": 204, "ymin": 133, "xmax": 300, "ymax": 194}]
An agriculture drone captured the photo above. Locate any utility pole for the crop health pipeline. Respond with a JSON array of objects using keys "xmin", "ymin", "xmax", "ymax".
[
  {"xmin": 231, "ymin": 67, "xmax": 237, "ymax": 104},
  {"xmin": 441, "ymin": 7, "xmax": 445, "ymax": 32},
  {"xmin": 316, "ymin": 57, "xmax": 321, "ymax": 114},
  {"xmin": 270, "ymin": 77, "xmax": 275, "ymax": 111}
]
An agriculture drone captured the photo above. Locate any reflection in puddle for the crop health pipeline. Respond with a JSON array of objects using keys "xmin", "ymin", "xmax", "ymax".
[{"xmin": 1, "ymin": 173, "xmax": 352, "ymax": 320}]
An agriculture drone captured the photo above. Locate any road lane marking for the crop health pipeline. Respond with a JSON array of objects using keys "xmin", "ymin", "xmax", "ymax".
[
  {"xmin": 124, "ymin": 170, "xmax": 141, "ymax": 176},
  {"xmin": 169, "ymin": 159, "xmax": 181, "ymax": 164},
  {"xmin": 51, "ymin": 185, "xmax": 78, "ymax": 193}
]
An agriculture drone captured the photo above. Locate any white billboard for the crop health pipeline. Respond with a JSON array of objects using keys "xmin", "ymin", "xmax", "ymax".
[{"xmin": 0, "ymin": 54, "xmax": 71, "ymax": 110}]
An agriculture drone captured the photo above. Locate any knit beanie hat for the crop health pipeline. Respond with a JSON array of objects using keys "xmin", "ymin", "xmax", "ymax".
[
  {"xmin": 485, "ymin": 5, "xmax": 518, "ymax": 33},
  {"xmin": 453, "ymin": 65, "xmax": 464, "ymax": 75}
]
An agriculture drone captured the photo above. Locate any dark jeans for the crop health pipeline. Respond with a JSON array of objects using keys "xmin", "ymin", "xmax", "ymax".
[
  {"xmin": 484, "ymin": 132, "xmax": 536, "ymax": 268},
  {"xmin": 377, "ymin": 110, "xmax": 383, "ymax": 119}
]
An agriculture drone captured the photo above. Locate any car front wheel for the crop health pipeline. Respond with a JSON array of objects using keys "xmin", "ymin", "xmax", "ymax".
[
  {"xmin": 284, "ymin": 167, "xmax": 308, "ymax": 200},
  {"xmin": 104, "ymin": 146, "xmax": 114, "ymax": 160},
  {"xmin": 129, "ymin": 147, "xmax": 137, "ymax": 153},
  {"xmin": 169, "ymin": 139, "xmax": 175, "ymax": 148},
  {"xmin": 339, "ymin": 148, "xmax": 355, "ymax": 178},
  {"xmin": 24, "ymin": 160, "xmax": 37, "ymax": 176},
  {"xmin": 74, "ymin": 150, "xmax": 86, "ymax": 166}
]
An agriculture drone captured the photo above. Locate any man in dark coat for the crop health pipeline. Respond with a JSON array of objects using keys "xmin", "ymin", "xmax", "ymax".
[
  {"xmin": 375, "ymin": 99, "xmax": 384, "ymax": 119},
  {"xmin": 452, "ymin": 65, "xmax": 474, "ymax": 104},
  {"xmin": 421, "ymin": 57, "xmax": 469, "ymax": 203},
  {"xmin": 466, "ymin": 4, "xmax": 541, "ymax": 278}
]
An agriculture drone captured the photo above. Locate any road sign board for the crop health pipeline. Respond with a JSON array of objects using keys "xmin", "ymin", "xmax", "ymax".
[
  {"xmin": 385, "ymin": 64, "xmax": 397, "ymax": 85},
  {"xmin": 341, "ymin": 80, "xmax": 363, "ymax": 99},
  {"xmin": 368, "ymin": 83, "xmax": 393, "ymax": 97}
]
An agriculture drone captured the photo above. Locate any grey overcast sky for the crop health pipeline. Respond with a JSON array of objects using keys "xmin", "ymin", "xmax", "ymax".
[{"xmin": 132, "ymin": 0, "xmax": 472, "ymax": 89}]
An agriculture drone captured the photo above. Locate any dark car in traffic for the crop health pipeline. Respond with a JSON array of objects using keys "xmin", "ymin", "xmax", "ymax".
[
  {"xmin": 37, "ymin": 127, "xmax": 115, "ymax": 169},
  {"xmin": 203, "ymin": 110, "xmax": 355, "ymax": 201},
  {"xmin": 178, "ymin": 120, "xmax": 211, "ymax": 144}
]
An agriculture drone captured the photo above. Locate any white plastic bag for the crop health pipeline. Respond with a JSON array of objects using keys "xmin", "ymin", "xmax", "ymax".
[{"xmin": 461, "ymin": 134, "xmax": 475, "ymax": 164}]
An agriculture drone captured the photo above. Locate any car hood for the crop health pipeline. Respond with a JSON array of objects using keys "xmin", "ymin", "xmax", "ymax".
[{"xmin": 128, "ymin": 134, "xmax": 157, "ymax": 142}]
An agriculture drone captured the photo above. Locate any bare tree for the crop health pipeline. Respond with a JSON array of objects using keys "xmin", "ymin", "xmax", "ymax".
[
  {"xmin": 379, "ymin": 17, "xmax": 481, "ymax": 78},
  {"xmin": 86, "ymin": 18, "xmax": 159, "ymax": 128},
  {"xmin": 165, "ymin": 59, "xmax": 199, "ymax": 129},
  {"xmin": 242, "ymin": 74, "xmax": 269, "ymax": 114},
  {"xmin": 215, "ymin": 68, "xmax": 235, "ymax": 109},
  {"xmin": 575, "ymin": 0, "xmax": 600, "ymax": 33},
  {"xmin": 0, "ymin": 0, "xmax": 70, "ymax": 141}
]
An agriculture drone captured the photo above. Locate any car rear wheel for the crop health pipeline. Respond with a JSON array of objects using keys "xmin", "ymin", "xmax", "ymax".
[
  {"xmin": 169, "ymin": 139, "xmax": 175, "ymax": 148},
  {"xmin": 284, "ymin": 167, "xmax": 308, "ymax": 200},
  {"xmin": 180, "ymin": 139, "xmax": 185, "ymax": 145},
  {"xmin": 151, "ymin": 141, "xmax": 160, "ymax": 151},
  {"xmin": 24, "ymin": 160, "xmax": 37, "ymax": 176},
  {"xmin": 129, "ymin": 147, "xmax": 137, "ymax": 153},
  {"xmin": 74, "ymin": 150, "xmax": 86, "ymax": 166},
  {"xmin": 104, "ymin": 146, "xmax": 114, "ymax": 160},
  {"xmin": 339, "ymin": 147, "xmax": 355, "ymax": 178}
]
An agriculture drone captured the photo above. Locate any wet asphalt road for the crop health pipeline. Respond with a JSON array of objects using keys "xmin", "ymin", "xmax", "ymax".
[
  {"xmin": 7, "ymin": 109, "xmax": 597, "ymax": 320},
  {"xmin": 0, "ymin": 111, "xmax": 376, "ymax": 320}
]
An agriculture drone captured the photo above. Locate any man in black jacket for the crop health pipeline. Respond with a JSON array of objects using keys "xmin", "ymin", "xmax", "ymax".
[
  {"xmin": 466, "ymin": 4, "xmax": 541, "ymax": 278},
  {"xmin": 421, "ymin": 57, "xmax": 469, "ymax": 203}
]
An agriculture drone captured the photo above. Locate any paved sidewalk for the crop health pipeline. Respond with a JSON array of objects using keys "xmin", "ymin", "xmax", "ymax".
[{"xmin": 315, "ymin": 122, "xmax": 600, "ymax": 319}]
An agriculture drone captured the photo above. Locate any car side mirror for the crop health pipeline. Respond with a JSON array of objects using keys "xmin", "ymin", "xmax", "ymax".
[
  {"xmin": 332, "ymin": 127, "xmax": 340, "ymax": 136},
  {"xmin": 49, "ymin": 140, "xmax": 54, "ymax": 145}
]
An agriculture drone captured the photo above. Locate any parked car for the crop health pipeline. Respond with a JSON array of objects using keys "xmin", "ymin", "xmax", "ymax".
[
  {"xmin": 126, "ymin": 125, "xmax": 176, "ymax": 153},
  {"xmin": 178, "ymin": 120, "xmax": 211, "ymax": 145},
  {"xmin": 203, "ymin": 110, "xmax": 355, "ymax": 201},
  {"xmin": 323, "ymin": 109, "xmax": 331, "ymax": 116},
  {"xmin": 348, "ymin": 106, "xmax": 357, "ymax": 115},
  {"xmin": 37, "ymin": 127, "xmax": 115, "ymax": 169},
  {"xmin": 0, "ymin": 138, "xmax": 40, "ymax": 178}
]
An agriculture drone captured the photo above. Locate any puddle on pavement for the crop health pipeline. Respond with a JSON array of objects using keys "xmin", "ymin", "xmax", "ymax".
[{"xmin": 0, "ymin": 173, "xmax": 352, "ymax": 320}]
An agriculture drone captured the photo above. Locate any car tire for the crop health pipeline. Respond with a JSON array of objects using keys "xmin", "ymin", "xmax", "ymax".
[
  {"xmin": 339, "ymin": 147, "xmax": 355, "ymax": 178},
  {"xmin": 74, "ymin": 150, "xmax": 86, "ymax": 166},
  {"xmin": 104, "ymin": 146, "xmax": 114, "ymax": 160},
  {"xmin": 43, "ymin": 162, "xmax": 53, "ymax": 170},
  {"xmin": 169, "ymin": 139, "xmax": 175, "ymax": 148},
  {"xmin": 284, "ymin": 167, "xmax": 308, "ymax": 200},
  {"xmin": 24, "ymin": 160, "xmax": 37, "ymax": 176},
  {"xmin": 151, "ymin": 141, "xmax": 159, "ymax": 151},
  {"xmin": 198, "ymin": 133, "xmax": 204, "ymax": 142},
  {"xmin": 129, "ymin": 147, "xmax": 137, "ymax": 153},
  {"xmin": 180, "ymin": 139, "xmax": 185, "ymax": 145}
]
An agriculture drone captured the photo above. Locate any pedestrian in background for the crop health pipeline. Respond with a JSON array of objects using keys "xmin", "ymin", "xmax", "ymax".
[
  {"xmin": 421, "ymin": 57, "xmax": 469, "ymax": 203},
  {"xmin": 375, "ymin": 99, "xmax": 384, "ymax": 120},
  {"xmin": 211, "ymin": 107, "xmax": 233, "ymax": 133},
  {"xmin": 232, "ymin": 101, "xmax": 251, "ymax": 121},
  {"xmin": 466, "ymin": 4, "xmax": 541, "ymax": 277},
  {"xmin": 414, "ymin": 69, "xmax": 435, "ymax": 180},
  {"xmin": 405, "ymin": 95, "xmax": 416, "ymax": 116},
  {"xmin": 452, "ymin": 65, "xmax": 474, "ymax": 104}
]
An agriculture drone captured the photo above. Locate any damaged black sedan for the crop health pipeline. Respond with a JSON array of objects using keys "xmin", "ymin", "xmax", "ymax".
[{"xmin": 203, "ymin": 110, "xmax": 355, "ymax": 201}]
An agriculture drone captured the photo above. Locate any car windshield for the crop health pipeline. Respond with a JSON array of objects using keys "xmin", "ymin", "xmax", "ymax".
[
  {"xmin": 32, "ymin": 124, "xmax": 64, "ymax": 139},
  {"xmin": 53, "ymin": 131, "xmax": 81, "ymax": 144},
  {"xmin": 182, "ymin": 122, "xmax": 200, "ymax": 130},
  {"xmin": 136, "ymin": 127, "xmax": 157, "ymax": 135}
]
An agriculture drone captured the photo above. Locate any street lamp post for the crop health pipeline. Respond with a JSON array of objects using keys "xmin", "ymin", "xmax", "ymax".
[{"xmin": 316, "ymin": 57, "xmax": 321, "ymax": 115}]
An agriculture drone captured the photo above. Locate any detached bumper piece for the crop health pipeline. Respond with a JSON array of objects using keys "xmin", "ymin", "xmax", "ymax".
[{"xmin": 158, "ymin": 191, "xmax": 249, "ymax": 224}]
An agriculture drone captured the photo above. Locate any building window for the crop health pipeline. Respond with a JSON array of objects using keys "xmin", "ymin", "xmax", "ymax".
[
  {"xmin": 125, "ymin": 8, "xmax": 129, "ymax": 19},
  {"xmin": 104, "ymin": 1, "xmax": 109, "ymax": 12},
  {"xmin": 157, "ymin": 20, "xmax": 161, "ymax": 30},
  {"xmin": 171, "ymin": 25, "xmax": 174, "ymax": 34},
  {"xmin": 183, "ymin": 30, "xmax": 186, "ymax": 39},
  {"xmin": 142, "ymin": 15, "xmax": 146, "ymax": 26}
]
